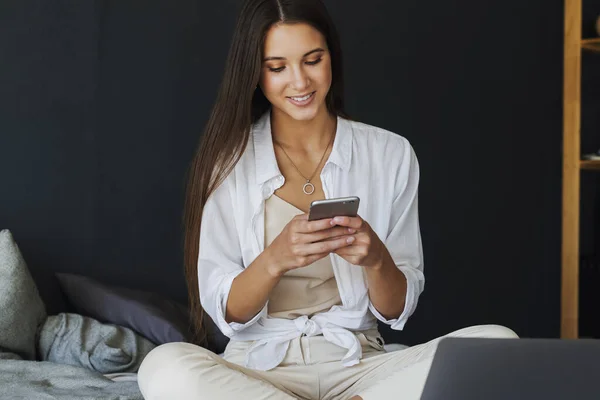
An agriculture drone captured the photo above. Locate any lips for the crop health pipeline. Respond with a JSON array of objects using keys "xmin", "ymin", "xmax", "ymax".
[
  {"xmin": 287, "ymin": 91, "xmax": 316, "ymax": 107},
  {"xmin": 289, "ymin": 92, "xmax": 313, "ymax": 101}
]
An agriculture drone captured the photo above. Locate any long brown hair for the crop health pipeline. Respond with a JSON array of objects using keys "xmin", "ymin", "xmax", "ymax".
[{"xmin": 183, "ymin": 0, "xmax": 349, "ymax": 345}]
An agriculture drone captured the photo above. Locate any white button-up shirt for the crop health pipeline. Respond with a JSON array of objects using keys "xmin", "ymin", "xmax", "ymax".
[{"xmin": 197, "ymin": 110, "xmax": 424, "ymax": 371}]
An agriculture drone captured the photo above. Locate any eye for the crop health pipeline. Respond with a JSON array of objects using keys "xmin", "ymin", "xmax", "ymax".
[{"xmin": 267, "ymin": 57, "xmax": 322, "ymax": 73}]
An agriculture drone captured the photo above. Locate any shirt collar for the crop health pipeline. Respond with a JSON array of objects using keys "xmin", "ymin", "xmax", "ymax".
[{"xmin": 252, "ymin": 109, "xmax": 353, "ymax": 185}]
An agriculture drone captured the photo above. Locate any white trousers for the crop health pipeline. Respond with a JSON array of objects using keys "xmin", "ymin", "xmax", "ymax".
[{"xmin": 138, "ymin": 324, "xmax": 517, "ymax": 400}]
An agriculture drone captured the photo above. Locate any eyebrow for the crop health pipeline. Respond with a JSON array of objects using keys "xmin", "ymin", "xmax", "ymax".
[{"xmin": 263, "ymin": 48, "xmax": 325, "ymax": 62}]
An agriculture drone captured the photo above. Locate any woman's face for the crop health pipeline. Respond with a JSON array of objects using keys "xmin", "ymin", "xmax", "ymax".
[{"xmin": 259, "ymin": 23, "xmax": 332, "ymax": 122}]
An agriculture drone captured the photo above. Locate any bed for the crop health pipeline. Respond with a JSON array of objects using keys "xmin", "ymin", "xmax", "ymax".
[{"xmin": 0, "ymin": 229, "xmax": 227, "ymax": 399}]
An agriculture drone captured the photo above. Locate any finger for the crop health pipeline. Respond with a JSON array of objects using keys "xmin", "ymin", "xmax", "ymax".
[
  {"xmin": 303, "ymin": 226, "xmax": 357, "ymax": 243},
  {"xmin": 296, "ymin": 217, "xmax": 336, "ymax": 234},
  {"xmin": 333, "ymin": 248, "xmax": 348, "ymax": 256},
  {"xmin": 297, "ymin": 235, "xmax": 355, "ymax": 256},
  {"xmin": 333, "ymin": 246, "xmax": 357, "ymax": 256},
  {"xmin": 301, "ymin": 252, "xmax": 331, "ymax": 265},
  {"xmin": 330, "ymin": 216, "xmax": 364, "ymax": 230}
]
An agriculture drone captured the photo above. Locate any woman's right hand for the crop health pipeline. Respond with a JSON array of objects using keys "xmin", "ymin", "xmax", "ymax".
[{"xmin": 264, "ymin": 214, "xmax": 356, "ymax": 277}]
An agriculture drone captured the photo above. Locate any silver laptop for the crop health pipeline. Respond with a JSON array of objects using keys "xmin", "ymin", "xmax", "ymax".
[{"xmin": 421, "ymin": 337, "xmax": 600, "ymax": 400}]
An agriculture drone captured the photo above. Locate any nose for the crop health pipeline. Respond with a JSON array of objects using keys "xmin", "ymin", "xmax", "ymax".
[{"xmin": 289, "ymin": 65, "xmax": 310, "ymax": 92}]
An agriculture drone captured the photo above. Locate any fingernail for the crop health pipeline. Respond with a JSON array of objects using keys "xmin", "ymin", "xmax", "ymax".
[
  {"xmin": 330, "ymin": 219, "xmax": 336, "ymax": 226},
  {"xmin": 348, "ymin": 228, "xmax": 356, "ymax": 234},
  {"xmin": 347, "ymin": 236, "xmax": 355, "ymax": 244}
]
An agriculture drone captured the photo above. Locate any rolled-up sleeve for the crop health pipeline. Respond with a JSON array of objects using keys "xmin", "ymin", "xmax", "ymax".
[
  {"xmin": 197, "ymin": 179, "xmax": 266, "ymax": 338},
  {"xmin": 369, "ymin": 140, "xmax": 425, "ymax": 330}
]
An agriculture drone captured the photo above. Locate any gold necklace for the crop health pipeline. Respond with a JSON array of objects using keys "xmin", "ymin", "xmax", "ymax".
[{"xmin": 275, "ymin": 132, "xmax": 335, "ymax": 195}]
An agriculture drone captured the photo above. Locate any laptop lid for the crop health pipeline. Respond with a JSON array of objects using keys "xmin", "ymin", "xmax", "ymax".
[{"xmin": 421, "ymin": 337, "xmax": 600, "ymax": 400}]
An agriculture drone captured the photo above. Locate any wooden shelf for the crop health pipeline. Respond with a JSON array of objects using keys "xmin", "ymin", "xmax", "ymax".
[
  {"xmin": 582, "ymin": 38, "xmax": 600, "ymax": 52},
  {"xmin": 581, "ymin": 160, "xmax": 600, "ymax": 170},
  {"xmin": 561, "ymin": 0, "xmax": 598, "ymax": 340},
  {"xmin": 562, "ymin": 0, "xmax": 582, "ymax": 339}
]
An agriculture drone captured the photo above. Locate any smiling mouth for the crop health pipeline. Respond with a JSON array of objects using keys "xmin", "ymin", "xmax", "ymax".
[
  {"xmin": 287, "ymin": 92, "xmax": 315, "ymax": 101},
  {"xmin": 286, "ymin": 91, "xmax": 316, "ymax": 107}
]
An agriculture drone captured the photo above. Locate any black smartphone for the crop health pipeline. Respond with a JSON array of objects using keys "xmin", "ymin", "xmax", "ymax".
[{"xmin": 308, "ymin": 196, "xmax": 360, "ymax": 221}]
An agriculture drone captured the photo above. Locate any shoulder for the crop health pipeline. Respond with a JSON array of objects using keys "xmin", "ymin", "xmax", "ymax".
[
  {"xmin": 344, "ymin": 118, "xmax": 417, "ymax": 168},
  {"xmin": 220, "ymin": 123, "xmax": 261, "ymax": 187}
]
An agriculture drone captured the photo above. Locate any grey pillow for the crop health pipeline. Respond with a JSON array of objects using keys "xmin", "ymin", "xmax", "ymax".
[
  {"xmin": 0, "ymin": 229, "xmax": 47, "ymax": 360},
  {"xmin": 38, "ymin": 313, "xmax": 155, "ymax": 374},
  {"xmin": 56, "ymin": 273, "xmax": 193, "ymax": 346}
]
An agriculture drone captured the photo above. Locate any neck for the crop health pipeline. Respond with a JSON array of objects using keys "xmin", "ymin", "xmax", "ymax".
[{"xmin": 270, "ymin": 106, "xmax": 336, "ymax": 152}]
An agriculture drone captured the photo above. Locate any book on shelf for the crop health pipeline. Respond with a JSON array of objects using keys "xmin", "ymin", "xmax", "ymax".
[{"xmin": 582, "ymin": 149, "xmax": 600, "ymax": 161}]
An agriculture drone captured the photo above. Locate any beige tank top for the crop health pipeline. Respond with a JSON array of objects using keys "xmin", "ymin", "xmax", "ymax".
[{"xmin": 265, "ymin": 195, "xmax": 342, "ymax": 319}]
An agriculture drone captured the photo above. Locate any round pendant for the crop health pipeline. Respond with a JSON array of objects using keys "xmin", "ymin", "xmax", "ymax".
[{"xmin": 303, "ymin": 182, "xmax": 315, "ymax": 195}]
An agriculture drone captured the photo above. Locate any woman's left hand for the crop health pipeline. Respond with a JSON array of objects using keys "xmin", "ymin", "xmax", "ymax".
[{"xmin": 329, "ymin": 216, "xmax": 385, "ymax": 269}]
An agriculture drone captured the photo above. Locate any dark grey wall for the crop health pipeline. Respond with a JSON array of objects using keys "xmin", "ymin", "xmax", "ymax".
[{"xmin": 1, "ymin": 0, "xmax": 567, "ymax": 345}]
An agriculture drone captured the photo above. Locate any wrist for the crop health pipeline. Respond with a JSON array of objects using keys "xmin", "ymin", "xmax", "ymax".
[
  {"xmin": 366, "ymin": 247, "xmax": 392, "ymax": 272},
  {"xmin": 366, "ymin": 258, "xmax": 386, "ymax": 273},
  {"xmin": 371, "ymin": 258, "xmax": 385, "ymax": 271},
  {"xmin": 261, "ymin": 247, "xmax": 285, "ymax": 279}
]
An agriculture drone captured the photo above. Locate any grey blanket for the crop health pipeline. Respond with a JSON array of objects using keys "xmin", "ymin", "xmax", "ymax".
[
  {"xmin": 0, "ymin": 353, "xmax": 143, "ymax": 400},
  {"xmin": 38, "ymin": 314, "xmax": 155, "ymax": 374},
  {"xmin": 0, "ymin": 313, "xmax": 156, "ymax": 399}
]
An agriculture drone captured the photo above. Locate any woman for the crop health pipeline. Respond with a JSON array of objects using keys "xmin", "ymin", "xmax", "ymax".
[{"xmin": 138, "ymin": 0, "xmax": 517, "ymax": 399}]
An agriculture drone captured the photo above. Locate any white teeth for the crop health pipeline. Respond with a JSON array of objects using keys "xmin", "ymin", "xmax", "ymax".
[{"xmin": 291, "ymin": 93, "xmax": 312, "ymax": 101}]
